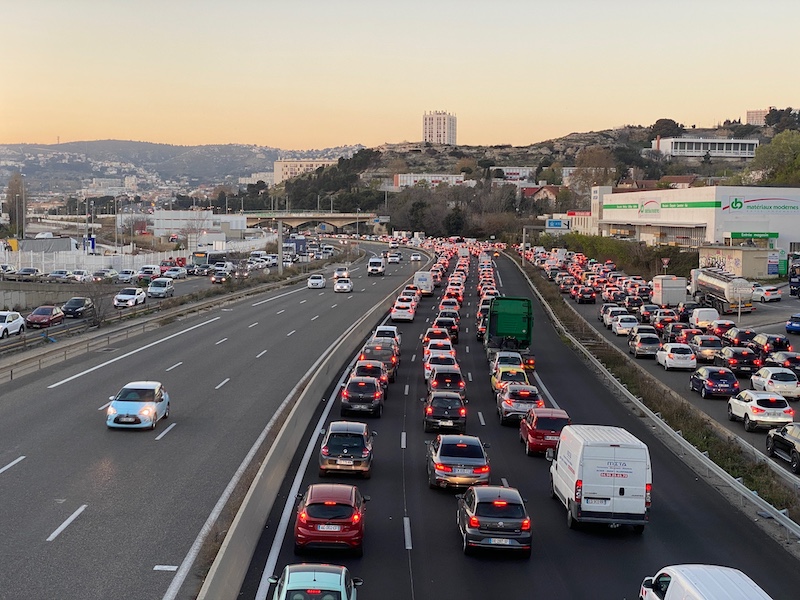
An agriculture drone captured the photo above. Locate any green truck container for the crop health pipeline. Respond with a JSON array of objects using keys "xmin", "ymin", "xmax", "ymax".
[{"xmin": 484, "ymin": 297, "xmax": 533, "ymax": 360}]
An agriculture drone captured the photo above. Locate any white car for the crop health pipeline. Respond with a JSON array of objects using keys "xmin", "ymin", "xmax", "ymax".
[
  {"xmin": 423, "ymin": 353, "xmax": 460, "ymax": 380},
  {"xmin": 0, "ymin": 311, "xmax": 25, "ymax": 338},
  {"xmin": 71, "ymin": 269, "xmax": 93, "ymax": 283},
  {"xmin": 410, "ymin": 252, "xmax": 422, "ymax": 261},
  {"xmin": 387, "ymin": 253, "xmax": 401, "ymax": 264},
  {"xmin": 163, "ymin": 266, "xmax": 187, "ymax": 279},
  {"xmin": 752, "ymin": 285, "xmax": 782, "ymax": 303},
  {"xmin": 113, "ymin": 287, "xmax": 146, "ymax": 308},
  {"xmin": 489, "ymin": 351, "xmax": 524, "ymax": 375},
  {"xmin": 727, "ymin": 390, "xmax": 794, "ymax": 431},
  {"xmin": 750, "ymin": 367, "xmax": 800, "ymax": 399},
  {"xmin": 603, "ymin": 307, "xmax": 629, "ymax": 328},
  {"xmin": 307, "ymin": 273, "xmax": 326, "ymax": 289},
  {"xmin": 391, "ymin": 301, "xmax": 415, "ymax": 322},
  {"xmin": 106, "ymin": 380, "xmax": 170, "ymax": 430},
  {"xmin": 333, "ymin": 267, "xmax": 349, "ymax": 279},
  {"xmin": 334, "ymin": 277, "xmax": 353, "ymax": 293},
  {"xmin": 655, "ymin": 343, "xmax": 697, "ymax": 371},
  {"xmin": 374, "ymin": 325, "xmax": 402, "ymax": 347},
  {"xmin": 611, "ymin": 315, "xmax": 639, "ymax": 336}
]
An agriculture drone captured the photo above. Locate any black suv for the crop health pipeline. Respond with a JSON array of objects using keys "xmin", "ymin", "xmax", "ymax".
[
  {"xmin": 766, "ymin": 423, "xmax": 800, "ymax": 473},
  {"xmin": 763, "ymin": 352, "xmax": 800, "ymax": 376},
  {"xmin": 340, "ymin": 376, "xmax": 384, "ymax": 417},
  {"xmin": 747, "ymin": 333, "xmax": 794, "ymax": 361},
  {"xmin": 428, "ymin": 367, "xmax": 466, "ymax": 399},
  {"xmin": 721, "ymin": 327, "xmax": 757, "ymax": 348},
  {"xmin": 433, "ymin": 317, "xmax": 459, "ymax": 344},
  {"xmin": 318, "ymin": 420, "xmax": 374, "ymax": 478},
  {"xmin": 61, "ymin": 297, "xmax": 95, "ymax": 319},
  {"xmin": 423, "ymin": 391, "xmax": 467, "ymax": 433}
]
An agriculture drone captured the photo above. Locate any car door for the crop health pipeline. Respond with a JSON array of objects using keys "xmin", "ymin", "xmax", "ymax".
[
  {"xmin": 751, "ymin": 369, "xmax": 766, "ymax": 390},
  {"xmin": 729, "ymin": 391, "xmax": 749, "ymax": 419}
]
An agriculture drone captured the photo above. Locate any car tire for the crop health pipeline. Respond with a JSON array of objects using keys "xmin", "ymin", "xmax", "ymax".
[
  {"xmin": 164, "ymin": 403, "xmax": 170, "ymax": 419},
  {"xmin": 761, "ymin": 296, "xmax": 766, "ymax": 303},
  {"xmin": 701, "ymin": 386, "xmax": 708, "ymax": 399},
  {"xmin": 498, "ymin": 411, "xmax": 506, "ymax": 426},
  {"xmin": 566, "ymin": 504, "xmax": 579, "ymax": 530},
  {"xmin": 744, "ymin": 415, "xmax": 756, "ymax": 432},
  {"xmin": 427, "ymin": 467, "xmax": 437, "ymax": 489},
  {"xmin": 293, "ymin": 542, "xmax": 303, "ymax": 556},
  {"xmin": 462, "ymin": 533, "xmax": 473, "ymax": 556},
  {"xmin": 549, "ymin": 475, "xmax": 557, "ymax": 499},
  {"xmin": 362, "ymin": 469, "xmax": 371, "ymax": 480},
  {"xmin": 727, "ymin": 404, "xmax": 736, "ymax": 421},
  {"xmin": 791, "ymin": 451, "xmax": 800, "ymax": 474},
  {"xmin": 423, "ymin": 420, "xmax": 432, "ymax": 433},
  {"xmin": 525, "ymin": 440, "xmax": 534, "ymax": 457},
  {"xmin": 17, "ymin": 325, "xmax": 24, "ymax": 336},
  {"xmin": 0, "ymin": 329, "xmax": 7, "ymax": 339},
  {"xmin": 151, "ymin": 415, "xmax": 158, "ymax": 430},
  {"xmin": 353, "ymin": 543, "xmax": 363, "ymax": 558},
  {"xmin": 766, "ymin": 438, "xmax": 775, "ymax": 457},
  {"xmin": 664, "ymin": 362, "xmax": 669, "ymax": 371},
  {"xmin": 318, "ymin": 468, "xmax": 327, "ymax": 478}
]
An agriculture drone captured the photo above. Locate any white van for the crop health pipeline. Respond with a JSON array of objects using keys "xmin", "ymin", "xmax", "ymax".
[
  {"xmin": 367, "ymin": 257, "xmax": 386, "ymax": 276},
  {"xmin": 640, "ymin": 564, "xmax": 773, "ymax": 600},
  {"xmin": 547, "ymin": 425, "xmax": 652, "ymax": 533},
  {"xmin": 413, "ymin": 271, "xmax": 434, "ymax": 296},
  {"xmin": 689, "ymin": 307, "xmax": 720, "ymax": 331}
]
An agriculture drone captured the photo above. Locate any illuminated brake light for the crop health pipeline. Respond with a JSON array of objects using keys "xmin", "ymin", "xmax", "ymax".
[
  {"xmin": 785, "ymin": 408, "xmax": 795, "ymax": 416},
  {"xmin": 459, "ymin": 407, "xmax": 467, "ymax": 417},
  {"xmin": 574, "ymin": 479, "xmax": 583, "ymax": 502},
  {"xmin": 434, "ymin": 463, "xmax": 453, "ymax": 472},
  {"xmin": 352, "ymin": 512, "xmax": 361, "ymax": 524},
  {"xmin": 425, "ymin": 406, "xmax": 433, "ymax": 415},
  {"xmin": 321, "ymin": 446, "xmax": 329, "ymax": 456},
  {"xmin": 645, "ymin": 483, "xmax": 652, "ymax": 507},
  {"xmin": 299, "ymin": 511, "xmax": 308, "ymax": 524},
  {"xmin": 473, "ymin": 465, "xmax": 490, "ymax": 474},
  {"xmin": 751, "ymin": 407, "xmax": 766, "ymax": 414},
  {"xmin": 521, "ymin": 517, "xmax": 531, "ymax": 531},
  {"xmin": 469, "ymin": 515, "xmax": 480, "ymax": 528},
  {"xmin": 341, "ymin": 390, "xmax": 349, "ymax": 399}
]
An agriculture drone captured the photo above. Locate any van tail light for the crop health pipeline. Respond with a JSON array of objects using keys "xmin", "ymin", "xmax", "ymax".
[
  {"xmin": 521, "ymin": 517, "xmax": 531, "ymax": 531},
  {"xmin": 321, "ymin": 446, "xmax": 329, "ymax": 456},
  {"xmin": 574, "ymin": 479, "xmax": 583, "ymax": 503},
  {"xmin": 434, "ymin": 463, "xmax": 453, "ymax": 472},
  {"xmin": 645, "ymin": 483, "xmax": 652, "ymax": 508},
  {"xmin": 473, "ymin": 465, "xmax": 490, "ymax": 474},
  {"xmin": 469, "ymin": 515, "xmax": 480, "ymax": 528},
  {"xmin": 459, "ymin": 407, "xmax": 467, "ymax": 417},
  {"xmin": 425, "ymin": 406, "xmax": 433, "ymax": 415}
]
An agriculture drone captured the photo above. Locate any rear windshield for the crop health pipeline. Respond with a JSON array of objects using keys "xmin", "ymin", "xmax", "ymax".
[
  {"xmin": 535, "ymin": 417, "xmax": 570, "ymax": 431},
  {"xmin": 791, "ymin": 317, "xmax": 800, "ymax": 324},
  {"xmin": 755, "ymin": 397, "xmax": 788, "ymax": 409},
  {"xmin": 326, "ymin": 433, "xmax": 366, "ymax": 452},
  {"xmin": 671, "ymin": 346, "xmax": 693, "ymax": 355},
  {"xmin": 498, "ymin": 357, "xmax": 522, "ymax": 366},
  {"xmin": 433, "ymin": 373, "xmax": 463, "ymax": 386},
  {"xmin": 638, "ymin": 336, "xmax": 660, "ymax": 344},
  {"xmin": 772, "ymin": 338, "xmax": 791, "ymax": 350},
  {"xmin": 708, "ymin": 372, "xmax": 737, "ymax": 383},
  {"xmin": 346, "ymin": 381, "xmax": 378, "ymax": 393},
  {"xmin": 440, "ymin": 443, "xmax": 484, "ymax": 458},
  {"xmin": 508, "ymin": 389, "xmax": 541, "ymax": 402},
  {"xmin": 772, "ymin": 372, "xmax": 797, "ymax": 382},
  {"xmin": 475, "ymin": 502, "xmax": 526, "ymax": 519},
  {"xmin": 501, "ymin": 371, "xmax": 527, "ymax": 383},
  {"xmin": 431, "ymin": 396, "xmax": 462, "ymax": 409},
  {"xmin": 355, "ymin": 366, "xmax": 382, "ymax": 378},
  {"xmin": 429, "ymin": 356, "xmax": 456, "ymax": 367},
  {"xmin": 699, "ymin": 339, "xmax": 722, "ymax": 348},
  {"xmin": 362, "ymin": 347, "xmax": 393, "ymax": 362},
  {"xmin": 306, "ymin": 503, "xmax": 354, "ymax": 520}
]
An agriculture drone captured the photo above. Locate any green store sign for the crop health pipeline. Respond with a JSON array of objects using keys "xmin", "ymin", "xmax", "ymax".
[
  {"xmin": 730, "ymin": 232, "xmax": 779, "ymax": 239},
  {"xmin": 604, "ymin": 201, "xmax": 721, "ymax": 209}
]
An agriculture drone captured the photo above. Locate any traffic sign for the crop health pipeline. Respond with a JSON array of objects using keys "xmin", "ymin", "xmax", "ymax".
[{"xmin": 661, "ymin": 257, "xmax": 671, "ymax": 266}]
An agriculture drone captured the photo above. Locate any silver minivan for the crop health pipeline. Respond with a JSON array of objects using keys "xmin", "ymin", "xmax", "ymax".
[{"xmin": 147, "ymin": 277, "xmax": 175, "ymax": 298}]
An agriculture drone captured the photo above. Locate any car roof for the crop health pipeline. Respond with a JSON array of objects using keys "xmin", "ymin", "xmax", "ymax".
[
  {"xmin": 307, "ymin": 483, "xmax": 358, "ymax": 504},
  {"xmin": 283, "ymin": 563, "xmax": 346, "ymax": 586},
  {"xmin": 121, "ymin": 381, "xmax": 160, "ymax": 389},
  {"xmin": 439, "ymin": 434, "xmax": 482, "ymax": 445},
  {"xmin": 328, "ymin": 421, "xmax": 369, "ymax": 434},
  {"xmin": 742, "ymin": 390, "xmax": 789, "ymax": 401},
  {"xmin": 529, "ymin": 407, "xmax": 570, "ymax": 419},
  {"xmin": 760, "ymin": 367, "xmax": 796, "ymax": 375}
]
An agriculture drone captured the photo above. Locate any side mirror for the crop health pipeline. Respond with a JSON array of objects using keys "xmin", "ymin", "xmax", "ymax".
[
  {"xmin": 108, "ymin": 396, "xmax": 114, "ymax": 401},
  {"xmin": 267, "ymin": 576, "xmax": 278, "ymax": 585},
  {"xmin": 641, "ymin": 578, "xmax": 654, "ymax": 590},
  {"xmin": 483, "ymin": 442, "xmax": 491, "ymax": 449},
  {"xmin": 454, "ymin": 494, "xmax": 464, "ymax": 500},
  {"xmin": 363, "ymin": 495, "xmax": 371, "ymax": 502},
  {"xmin": 545, "ymin": 448, "xmax": 555, "ymax": 461},
  {"xmin": 353, "ymin": 578, "xmax": 364, "ymax": 587}
]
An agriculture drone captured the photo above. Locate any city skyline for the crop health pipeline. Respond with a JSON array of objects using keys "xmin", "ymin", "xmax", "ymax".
[{"xmin": 2, "ymin": 0, "xmax": 799, "ymax": 150}]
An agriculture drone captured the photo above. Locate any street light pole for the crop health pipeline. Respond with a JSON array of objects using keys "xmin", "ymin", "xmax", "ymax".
[
  {"xmin": 21, "ymin": 174, "xmax": 26, "ymax": 239},
  {"xmin": 14, "ymin": 194, "xmax": 20, "ymax": 236}
]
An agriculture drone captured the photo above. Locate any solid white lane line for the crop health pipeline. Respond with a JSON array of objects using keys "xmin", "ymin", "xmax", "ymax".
[
  {"xmin": 496, "ymin": 270, "xmax": 504, "ymax": 287},
  {"xmin": 478, "ymin": 411, "xmax": 486, "ymax": 426},
  {"xmin": 248, "ymin": 322, "xmax": 259, "ymax": 328},
  {"xmin": 286, "ymin": 330, "xmax": 296, "ymax": 337},
  {"xmin": 311, "ymin": 315, "xmax": 319, "ymax": 321},
  {"xmin": 401, "ymin": 431, "xmax": 407, "ymax": 449},
  {"xmin": 215, "ymin": 338, "xmax": 227, "ymax": 345},
  {"xmin": 331, "ymin": 304, "xmax": 338, "ymax": 308},
  {"xmin": 411, "ymin": 354, "xmax": 416, "ymax": 362},
  {"xmin": 465, "ymin": 345, "xmax": 470, "ymax": 353},
  {"xmin": 155, "ymin": 423, "xmax": 176, "ymax": 441},
  {"xmin": 256, "ymin": 350, "xmax": 268, "ymax": 359},
  {"xmin": 404, "ymin": 384, "xmax": 409, "ymax": 396},
  {"xmin": 97, "ymin": 402, "xmax": 111, "ymax": 411},
  {"xmin": 467, "ymin": 372, "xmax": 473, "ymax": 382},
  {"xmin": 47, "ymin": 504, "xmax": 88, "ymax": 542},
  {"xmin": 215, "ymin": 378, "xmax": 230, "ymax": 390},
  {"xmin": 153, "ymin": 565, "xmax": 179, "ymax": 572},
  {"xmin": 276, "ymin": 309, "xmax": 285, "ymax": 315},
  {"xmin": 251, "ymin": 287, "xmax": 304, "ymax": 307},
  {"xmin": 404, "ymin": 516, "xmax": 413, "ymax": 550},
  {"xmin": 165, "ymin": 362, "xmax": 183, "ymax": 372},
  {"xmin": 48, "ymin": 317, "xmax": 221, "ymax": 389},
  {"xmin": 0, "ymin": 456, "xmax": 25, "ymax": 475},
  {"xmin": 318, "ymin": 292, "xmax": 325, "ymax": 296},
  {"xmin": 299, "ymin": 300, "xmax": 307, "ymax": 304},
  {"xmin": 501, "ymin": 478, "xmax": 509, "ymax": 488},
  {"xmin": 533, "ymin": 371, "xmax": 561, "ymax": 409}
]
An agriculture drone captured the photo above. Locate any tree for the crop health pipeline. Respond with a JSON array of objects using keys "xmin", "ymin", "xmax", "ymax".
[
  {"xmin": 444, "ymin": 207, "xmax": 466, "ymax": 235},
  {"xmin": 649, "ymin": 118, "xmax": 685, "ymax": 140},
  {"xmin": 747, "ymin": 130, "xmax": 800, "ymax": 185},
  {"xmin": 408, "ymin": 199, "xmax": 428, "ymax": 231},
  {"xmin": 569, "ymin": 147, "xmax": 617, "ymax": 201},
  {"xmin": 477, "ymin": 158, "xmax": 494, "ymax": 180},
  {"xmin": 764, "ymin": 107, "xmax": 799, "ymax": 133}
]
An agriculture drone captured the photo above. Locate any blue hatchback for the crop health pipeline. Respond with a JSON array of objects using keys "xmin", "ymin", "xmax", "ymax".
[
  {"xmin": 787, "ymin": 314, "xmax": 800, "ymax": 335},
  {"xmin": 106, "ymin": 381, "xmax": 170, "ymax": 429}
]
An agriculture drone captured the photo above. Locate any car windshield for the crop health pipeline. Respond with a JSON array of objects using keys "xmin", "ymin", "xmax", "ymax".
[
  {"xmin": 305, "ymin": 503, "xmax": 354, "ymax": 520},
  {"xmin": 116, "ymin": 388, "xmax": 155, "ymax": 402},
  {"xmin": 772, "ymin": 372, "xmax": 797, "ymax": 382},
  {"xmin": 431, "ymin": 396, "xmax": 462, "ymax": 409},
  {"xmin": 120, "ymin": 288, "xmax": 138, "ymax": 295},
  {"xmin": 32, "ymin": 307, "xmax": 52, "ymax": 315},
  {"xmin": 708, "ymin": 372, "xmax": 736, "ymax": 383},
  {"xmin": 326, "ymin": 433, "xmax": 366, "ymax": 452},
  {"xmin": 440, "ymin": 443, "xmax": 484, "ymax": 459},
  {"xmin": 152, "ymin": 281, "xmax": 166, "ymax": 287},
  {"xmin": 755, "ymin": 397, "xmax": 788, "ymax": 409},
  {"xmin": 535, "ymin": 417, "xmax": 570, "ymax": 431},
  {"xmin": 475, "ymin": 501, "xmax": 526, "ymax": 518},
  {"xmin": 64, "ymin": 299, "xmax": 84, "ymax": 307}
]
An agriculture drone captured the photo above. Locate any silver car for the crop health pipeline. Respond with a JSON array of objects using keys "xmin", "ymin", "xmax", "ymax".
[
  {"xmin": 629, "ymin": 333, "xmax": 662, "ymax": 358},
  {"xmin": 426, "ymin": 434, "xmax": 490, "ymax": 489},
  {"xmin": 457, "ymin": 485, "xmax": 532, "ymax": 557},
  {"xmin": 496, "ymin": 384, "xmax": 543, "ymax": 425},
  {"xmin": 319, "ymin": 421, "xmax": 374, "ymax": 478}
]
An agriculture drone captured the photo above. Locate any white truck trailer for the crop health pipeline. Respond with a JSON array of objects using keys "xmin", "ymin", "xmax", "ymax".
[
  {"xmin": 689, "ymin": 268, "xmax": 753, "ymax": 314},
  {"xmin": 651, "ymin": 275, "xmax": 688, "ymax": 307}
]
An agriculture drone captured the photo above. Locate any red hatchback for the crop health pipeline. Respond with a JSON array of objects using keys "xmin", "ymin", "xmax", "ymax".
[
  {"xmin": 519, "ymin": 407, "xmax": 571, "ymax": 455},
  {"xmin": 25, "ymin": 305, "xmax": 65, "ymax": 329},
  {"xmin": 294, "ymin": 483, "xmax": 368, "ymax": 556}
]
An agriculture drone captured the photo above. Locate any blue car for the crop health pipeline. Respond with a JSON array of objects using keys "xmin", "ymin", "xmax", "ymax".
[
  {"xmin": 106, "ymin": 381, "xmax": 170, "ymax": 429},
  {"xmin": 787, "ymin": 314, "xmax": 800, "ymax": 335}
]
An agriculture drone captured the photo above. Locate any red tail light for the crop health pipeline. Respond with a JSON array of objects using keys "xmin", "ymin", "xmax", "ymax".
[
  {"xmin": 352, "ymin": 512, "xmax": 361, "ymax": 524},
  {"xmin": 434, "ymin": 462, "xmax": 453, "ymax": 472},
  {"xmin": 374, "ymin": 392, "xmax": 381, "ymax": 399},
  {"xmin": 728, "ymin": 359, "xmax": 737, "ymax": 364},
  {"xmin": 645, "ymin": 483, "xmax": 652, "ymax": 507},
  {"xmin": 521, "ymin": 517, "xmax": 531, "ymax": 531},
  {"xmin": 459, "ymin": 407, "xmax": 467, "ymax": 417},
  {"xmin": 321, "ymin": 446, "xmax": 329, "ymax": 456},
  {"xmin": 752, "ymin": 406, "xmax": 766, "ymax": 414},
  {"xmin": 473, "ymin": 465, "xmax": 490, "ymax": 474},
  {"xmin": 784, "ymin": 408, "xmax": 795, "ymax": 416},
  {"xmin": 361, "ymin": 448, "xmax": 370, "ymax": 458},
  {"xmin": 341, "ymin": 390, "xmax": 349, "ymax": 399},
  {"xmin": 298, "ymin": 511, "xmax": 308, "ymax": 524},
  {"xmin": 431, "ymin": 380, "xmax": 438, "ymax": 388},
  {"xmin": 391, "ymin": 356, "xmax": 397, "ymax": 364},
  {"xmin": 425, "ymin": 406, "xmax": 433, "ymax": 415},
  {"xmin": 574, "ymin": 479, "xmax": 583, "ymax": 502},
  {"xmin": 469, "ymin": 515, "xmax": 480, "ymax": 528},
  {"xmin": 459, "ymin": 381, "xmax": 465, "ymax": 388}
]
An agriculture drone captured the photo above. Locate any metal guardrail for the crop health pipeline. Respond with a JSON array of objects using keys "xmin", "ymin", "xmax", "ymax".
[{"xmin": 509, "ymin": 254, "xmax": 800, "ymax": 543}]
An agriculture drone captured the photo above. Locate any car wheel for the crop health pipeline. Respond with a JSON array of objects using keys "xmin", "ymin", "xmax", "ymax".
[
  {"xmin": 362, "ymin": 468, "xmax": 371, "ymax": 480},
  {"xmin": 375, "ymin": 404, "xmax": 383, "ymax": 418},
  {"xmin": 664, "ymin": 362, "xmax": 669, "ymax": 371},
  {"xmin": 521, "ymin": 547, "xmax": 532, "ymax": 559},
  {"xmin": 727, "ymin": 404, "xmax": 736, "ymax": 421},
  {"xmin": 760, "ymin": 296, "xmax": 766, "ymax": 303},
  {"xmin": 791, "ymin": 451, "xmax": 800, "ymax": 474},
  {"xmin": 293, "ymin": 542, "xmax": 304, "ymax": 556},
  {"xmin": 461, "ymin": 533, "xmax": 472, "ymax": 556},
  {"xmin": 566, "ymin": 504, "xmax": 579, "ymax": 530},
  {"xmin": 427, "ymin": 467, "xmax": 437, "ymax": 489},
  {"xmin": 17, "ymin": 325, "xmax": 24, "ymax": 336},
  {"xmin": 164, "ymin": 403, "xmax": 170, "ymax": 419},
  {"xmin": 525, "ymin": 440, "xmax": 534, "ymax": 457},
  {"xmin": 632, "ymin": 525, "xmax": 645, "ymax": 535},
  {"xmin": 549, "ymin": 475, "xmax": 557, "ymax": 499},
  {"xmin": 151, "ymin": 415, "xmax": 158, "ymax": 430},
  {"xmin": 423, "ymin": 420, "xmax": 432, "ymax": 433},
  {"xmin": 318, "ymin": 468, "xmax": 327, "ymax": 478},
  {"xmin": 744, "ymin": 415, "xmax": 756, "ymax": 432},
  {"xmin": 701, "ymin": 386, "xmax": 708, "ymax": 399},
  {"xmin": 498, "ymin": 411, "xmax": 506, "ymax": 426},
  {"xmin": 0, "ymin": 329, "xmax": 7, "ymax": 339},
  {"xmin": 766, "ymin": 438, "xmax": 775, "ymax": 457}
]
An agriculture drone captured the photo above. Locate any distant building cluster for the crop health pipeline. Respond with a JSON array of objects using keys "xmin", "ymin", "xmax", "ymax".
[
  {"xmin": 745, "ymin": 108, "xmax": 772, "ymax": 126},
  {"xmin": 393, "ymin": 173, "xmax": 473, "ymax": 188},
  {"xmin": 83, "ymin": 176, "xmax": 138, "ymax": 198},
  {"xmin": 273, "ymin": 160, "xmax": 337, "ymax": 185},
  {"xmin": 239, "ymin": 172, "xmax": 274, "ymax": 187},
  {"xmin": 423, "ymin": 111, "xmax": 457, "ymax": 145}
]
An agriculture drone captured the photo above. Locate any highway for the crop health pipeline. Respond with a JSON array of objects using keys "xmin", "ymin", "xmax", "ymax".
[
  {"xmin": 238, "ymin": 252, "xmax": 799, "ymax": 600},
  {"xmin": 0, "ymin": 249, "xmax": 412, "ymax": 600}
]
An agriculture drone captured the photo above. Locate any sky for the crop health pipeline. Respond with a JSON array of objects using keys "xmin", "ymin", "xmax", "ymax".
[{"xmin": 2, "ymin": 0, "xmax": 799, "ymax": 150}]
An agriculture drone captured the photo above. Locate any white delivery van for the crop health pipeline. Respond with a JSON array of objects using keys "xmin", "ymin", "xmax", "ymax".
[
  {"xmin": 640, "ymin": 564, "xmax": 773, "ymax": 600},
  {"xmin": 689, "ymin": 308, "xmax": 720, "ymax": 331},
  {"xmin": 367, "ymin": 256, "xmax": 386, "ymax": 276},
  {"xmin": 547, "ymin": 425, "xmax": 652, "ymax": 533},
  {"xmin": 413, "ymin": 271, "xmax": 434, "ymax": 296}
]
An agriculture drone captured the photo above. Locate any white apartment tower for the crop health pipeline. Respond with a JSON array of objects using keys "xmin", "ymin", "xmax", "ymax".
[{"xmin": 423, "ymin": 111, "xmax": 457, "ymax": 145}]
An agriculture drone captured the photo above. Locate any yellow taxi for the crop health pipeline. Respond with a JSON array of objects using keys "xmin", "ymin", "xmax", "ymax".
[{"xmin": 490, "ymin": 365, "xmax": 530, "ymax": 392}]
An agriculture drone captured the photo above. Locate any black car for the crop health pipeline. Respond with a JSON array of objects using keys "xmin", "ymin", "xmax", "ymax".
[
  {"xmin": 763, "ymin": 352, "xmax": 800, "ymax": 376},
  {"xmin": 747, "ymin": 333, "xmax": 794, "ymax": 361},
  {"xmin": 766, "ymin": 422, "xmax": 800, "ymax": 473},
  {"xmin": 638, "ymin": 304, "xmax": 660, "ymax": 323},
  {"xmin": 721, "ymin": 327, "xmax": 757, "ymax": 348},
  {"xmin": 429, "ymin": 367, "xmax": 466, "ymax": 399},
  {"xmin": 318, "ymin": 420, "xmax": 374, "ymax": 478},
  {"xmin": 713, "ymin": 347, "xmax": 762, "ymax": 376},
  {"xmin": 340, "ymin": 376, "xmax": 384, "ymax": 417},
  {"xmin": 61, "ymin": 297, "xmax": 95, "ymax": 319},
  {"xmin": 663, "ymin": 322, "xmax": 690, "ymax": 343},
  {"xmin": 438, "ymin": 309, "xmax": 461, "ymax": 327},
  {"xmin": 433, "ymin": 316, "xmax": 459, "ymax": 344},
  {"xmin": 624, "ymin": 295, "xmax": 644, "ymax": 310},
  {"xmin": 423, "ymin": 391, "xmax": 467, "ymax": 433},
  {"xmin": 576, "ymin": 286, "xmax": 596, "ymax": 304},
  {"xmin": 689, "ymin": 367, "xmax": 740, "ymax": 398},
  {"xmin": 677, "ymin": 301, "xmax": 701, "ymax": 323}
]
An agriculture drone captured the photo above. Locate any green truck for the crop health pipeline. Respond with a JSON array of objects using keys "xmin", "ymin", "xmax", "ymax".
[{"xmin": 484, "ymin": 297, "xmax": 533, "ymax": 362}]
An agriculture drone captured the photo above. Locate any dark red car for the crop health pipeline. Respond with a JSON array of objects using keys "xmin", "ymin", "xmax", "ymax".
[
  {"xmin": 25, "ymin": 305, "xmax": 65, "ymax": 329},
  {"xmin": 293, "ymin": 483, "xmax": 368, "ymax": 556},
  {"xmin": 519, "ymin": 407, "xmax": 571, "ymax": 455}
]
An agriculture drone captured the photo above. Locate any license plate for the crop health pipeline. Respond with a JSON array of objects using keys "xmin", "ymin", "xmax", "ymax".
[
  {"xmin": 119, "ymin": 417, "xmax": 136, "ymax": 423},
  {"xmin": 440, "ymin": 420, "xmax": 453, "ymax": 426},
  {"xmin": 488, "ymin": 538, "xmax": 510, "ymax": 545},
  {"xmin": 545, "ymin": 435, "xmax": 560, "ymax": 441},
  {"xmin": 455, "ymin": 468, "xmax": 472, "ymax": 475},
  {"xmin": 740, "ymin": 367, "xmax": 751, "ymax": 371},
  {"xmin": 336, "ymin": 459, "xmax": 354, "ymax": 465},
  {"xmin": 584, "ymin": 498, "xmax": 608, "ymax": 505},
  {"xmin": 317, "ymin": 524, "xmax": 341, "ymax": 531}
]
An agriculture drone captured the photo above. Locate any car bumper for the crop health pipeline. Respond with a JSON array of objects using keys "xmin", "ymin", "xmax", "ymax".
[
  {"xmin": 769, "ymin": 387, "xmax": 800, "ymax": 399},
  {"xmin": 751, "ymin": 416, "xmax": 793, "ymax": 429},
  {"xmin": 106, "ymin": 414, "xmax": 156, "ymax": 429},
  {"xmin": 572, "ymin": 503, "xmax": 649, "ymax": 526},
  {"xmin": 294, "ymin": 525, "xmax": 362, "ymax": 549},
  {"xmin": 424, "ymin": 416, "xmax": 466, "ymax": 430},
  {"xmin": 431, "ymin": 470, "xmax": 489, "ymax": 489},
  {"xmin": 526, "ymin": 436, "xmax": 560, "ymax": 453},
  {"xmin": 463, "ymin": 527, "xmax": 531, "ymax": 551},
  {"xmin": 341, "ymin": 401, "xmax": 380, "ymax": 414},
  {"xmin": 667, "ymin": 359, "xmax": 696, "ymax": 370},
  {"xmin": 319, "ymin": 457, "xmax": 371, "ymax": 474}
]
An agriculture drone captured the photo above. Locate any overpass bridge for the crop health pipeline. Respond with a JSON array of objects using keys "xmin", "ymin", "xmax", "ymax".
[{"xmin": 243, "ymin": 211, "xmax": 377, "ymax": 231}]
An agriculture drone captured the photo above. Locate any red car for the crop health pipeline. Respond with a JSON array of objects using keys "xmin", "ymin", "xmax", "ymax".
[
  {"xmin": 519, "ymin": 407, "xmax": 571, "ymax": 455},
  {"xmin": 25, "ymin": 305, "xmax": 65, "ymax": 329},
  {"xmin": 293, "ymin": 483, "xmax": 368, "ymax": 556}
]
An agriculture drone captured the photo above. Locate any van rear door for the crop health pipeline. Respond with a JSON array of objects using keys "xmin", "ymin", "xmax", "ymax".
[{"xmin": 582, "ymin": 446, "xmax": 648, "ymax": 520}]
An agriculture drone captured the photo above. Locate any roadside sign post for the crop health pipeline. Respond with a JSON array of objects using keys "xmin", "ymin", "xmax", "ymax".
[
  {"xmin": 661, "ymin": 257, "xmax": 670, "ymax": 274},
  {"xmin": 733, "ymin": 286, "xmax": 751, "ymax": 322}
]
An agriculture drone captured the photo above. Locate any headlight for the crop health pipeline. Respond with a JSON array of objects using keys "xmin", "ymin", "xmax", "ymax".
[
  {"xmin": 107, "ymin": 407, "xmax": 117, "ymax": 415},
  {"xmin": 139, "ymin": 407, "xmax": 153, "ymax": 417}
]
